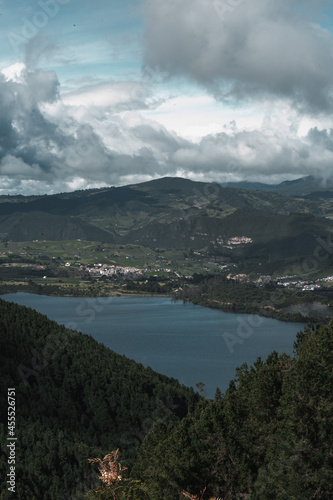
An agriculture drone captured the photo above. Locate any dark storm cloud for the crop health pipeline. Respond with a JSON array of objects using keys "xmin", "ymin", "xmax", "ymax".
[
  {"xmin": 307, "ymin": 127, "xmax": 333, "ymax": 150},
  {"xmin": 0, "ymin": 66, "xmax": 69, "ymax": 180},
  {"xmin": 141, "ymin": 0, "xmax": 333, "ymax": 112},
  {"xmin": 0, "ymin": 64, "xmax": 177, "ymax": 193},
  {"xmin": 0, "ymin": 70, "xmax": 53, "ymax": 167},
  {"xmin": 130, "ymin": 123, "xmax": 188, "ymax": 153}
]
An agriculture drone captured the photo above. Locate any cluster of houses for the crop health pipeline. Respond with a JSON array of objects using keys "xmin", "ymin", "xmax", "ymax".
[
  {"xmin": 88, "ymin": 264, "xmax": 145, "ymax": 279},
  {"xmin": 61, "ymin": 262, "xmax": 184, "ymax": 280},
  {"xmin": 62, "ymin": 261, "xmax": 333, "ymax": 291},
  {"xmin": 276, "ymin": 279, "xmax": 322, "ymax": 291},
  {"xmin": 225, "ymin": 272, "xmax": 329, "ymax": 292}
]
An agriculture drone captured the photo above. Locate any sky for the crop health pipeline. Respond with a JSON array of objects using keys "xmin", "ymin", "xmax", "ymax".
[{"xmin": 1, "ymin": 0, "xmax": 333, "ymax": 195}]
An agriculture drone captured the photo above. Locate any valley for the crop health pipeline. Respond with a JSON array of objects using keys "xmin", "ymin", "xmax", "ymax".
[
  {"xmin": 1, "ymin": 176, "xmax": 333, "ymax": 499},
  {"xmin": 2, "ymin": 176, "xmax": 333, "ymax": 322}
]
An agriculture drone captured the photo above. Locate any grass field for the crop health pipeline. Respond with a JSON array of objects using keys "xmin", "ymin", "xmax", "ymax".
[
  {"xmin": 0, "ymin": 240, "xmax": 223, "ymax": 277},
  {"xmin": 1, "ymin": 239, "xmax": 333, "ymax": 287}
]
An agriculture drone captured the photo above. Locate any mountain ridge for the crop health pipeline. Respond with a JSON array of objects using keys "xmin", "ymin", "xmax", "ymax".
[
  {"xmin": 1, "ymin": 176, "xmax": 333, "ymax": 268},
  {"xmin": 221, "ymin": 174, "xmax": 333, "ymax": 196}
]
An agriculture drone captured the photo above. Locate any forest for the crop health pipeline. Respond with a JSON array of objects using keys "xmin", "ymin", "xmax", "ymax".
[
  {"xmin": 174, "ymin": 274, "xmax": 333, "ymax": 323},
  {"xmin": 0, "ymin": 299, "xmax": 332, "ymax": 499},
  {"xmin": 0, "ymin": 299, "xmax": 198, "ymax": 499}
]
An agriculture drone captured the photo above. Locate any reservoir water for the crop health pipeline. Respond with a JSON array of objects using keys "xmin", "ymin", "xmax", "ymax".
[{"xmin": 1, "ymin": 293, "xmax": 305, "ymax": 398}]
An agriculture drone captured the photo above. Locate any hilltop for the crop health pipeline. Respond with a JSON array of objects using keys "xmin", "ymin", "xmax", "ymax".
[{"xmin": 1, "ymin": 177, "xmax": 333, "ymax": 273}]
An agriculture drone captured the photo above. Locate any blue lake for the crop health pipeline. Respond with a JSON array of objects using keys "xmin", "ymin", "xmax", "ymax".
[{"xmin": 1, "ymin": 293, "xmax": 305, "ymax": 398}]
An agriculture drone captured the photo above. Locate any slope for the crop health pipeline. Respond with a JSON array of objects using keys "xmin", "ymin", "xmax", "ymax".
[
  {"xmin": 123, "ymin": 207, "xmax": 333, "ymax": 261},
  {"xmin": 0, "ymin": 211, "xmax": 115, "ymax": 242},
  {"xmin": 1, "ymin": 177, "xmax": 333, "ymax": 264},
  {"xmin": 0, "ymin": 299, "xmax": 198, "ymax": 499}
]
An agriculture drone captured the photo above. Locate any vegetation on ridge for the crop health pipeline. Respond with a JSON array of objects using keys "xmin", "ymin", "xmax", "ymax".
[
  {"xmin": 0, "ymin": 299, "xmax": 198, "ymax": 499},
  {"xmin": 1, "ymin": 299, "xmax": 332, "ymax": 499},
  {"xmin": 86, "ymin": 322, "xmax": 333, "ymax": 499}
]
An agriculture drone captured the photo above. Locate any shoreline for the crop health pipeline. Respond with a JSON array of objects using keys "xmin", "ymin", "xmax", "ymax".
[
  {"xmin": 0, "ymin": 283, "xmax": 326, "ymax": 324},
  {"xmin": 0, "ymin": 289, "xmax": 172, "ymax": 299}
]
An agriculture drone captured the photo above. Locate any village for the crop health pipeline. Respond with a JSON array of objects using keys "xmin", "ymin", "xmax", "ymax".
[{"xmin": 60, "ymin": 260, "xmax": 333, "ymax": 292}]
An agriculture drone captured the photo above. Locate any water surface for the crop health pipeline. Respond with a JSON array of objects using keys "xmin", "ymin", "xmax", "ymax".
[{"xmin": 1, "ymin": 293, "xmax": 304, "ymax": 398}]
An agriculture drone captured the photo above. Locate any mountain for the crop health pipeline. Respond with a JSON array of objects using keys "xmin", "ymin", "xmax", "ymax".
[
  {"xmin": 221, "ymin": 175, "xmax": 333, "ymax": 197},
  {"xmin": 122, "ymin": 208, "xmax": 333, "ymax": 260},
  {"xmin": 1, "ymin": 176, "xmax": 333, "ymax": 266},
  {"xmin": 0, "ymin": 211, "xmax": 114, "ymax": 242}
]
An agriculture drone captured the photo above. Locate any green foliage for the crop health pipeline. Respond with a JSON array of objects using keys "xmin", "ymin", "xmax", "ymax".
[
  {"xmin": 0, "ymin": 299, "xmax": 198, "ymax": 499},
  {"xmin": 1, "ymin": 297, "xmax": 332, "ymax": 499},
  {"xmin": 176, "ymin": 275, "xmax": 333, "ymax": 323},
  {"xmin": 2, "ymin": 177, "xmax": 333, "ymax": 272},
  {"xmin": 131, "ymin": 323, "xmax": 333, "ymax": 499},
  {"xmin": 254, "ymin": 323, "xmax": 333, "ymax": 499}
]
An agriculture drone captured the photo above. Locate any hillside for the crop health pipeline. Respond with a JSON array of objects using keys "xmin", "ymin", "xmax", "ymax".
[
  {"xmin": 0, "ymin": 299, "xmax": 198, "ymax": 499},
  {"xmin": 0, "ymin": 211, "xmax": 114, "ymax": 242},
  {"xmin": 1, "ymin": 299, "xmax": 332, "ymax": 499},
  {"xmin": 129, "ymin": 322, "xmax": 333, "ymax": 499},
  {"xmin": 122, "ymin": 208, "xmax": 333, "ymax": 260},
  {"xmin": 1, "ymin": 177, "xmax": 333, "ymax": 270}
]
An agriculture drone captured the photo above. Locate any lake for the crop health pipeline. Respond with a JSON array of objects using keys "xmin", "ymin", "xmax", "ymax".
[{"xmin": 1, "ymin": 293, "xmax": 305, "ymax": 398}]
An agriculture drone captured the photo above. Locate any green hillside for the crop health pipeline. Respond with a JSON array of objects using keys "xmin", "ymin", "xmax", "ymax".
[
  {"xmin": 1, "ymin": 301, "xmax": 332, "ymax": 499},
  {"xmin": 123, "ymin": 208, "xmax": 333, "ymax": 260},
  {"xmin": 0, "ymin": 299, "xmax": 198, "ymax": 499},
  {"xmin": 130, "ymin": 322, "xmax": 333, "ymax": 499},
  {"xmin": 1, "ymin": 177, "xmax": 333, "ymax": 271},
  {"xmin": 0, "ymin": 212, "xmax": 114, "ymax": 242}
]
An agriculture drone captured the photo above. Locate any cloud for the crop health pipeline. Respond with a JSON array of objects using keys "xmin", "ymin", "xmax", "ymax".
[
  {"xmin": 62, "ymin": 80, "xmax": 151, "ymax": 110},
  {"xmin": 0, "ymin": 63, "xmax": 63, "ymax": 175},
  {"xmin": 0, "ymin": 154, "xmax": 44, "ymax": 178},
  {"xmin": 0, "ymin": 62, "xmax": 181, "ymax": 194},
  {"xmin": 24, "ymin": 33, "xmax": 60, "ymax": 68},
  {"xmin": 2, "ymin": 58, "xmax": 333, "ymax": 196},
  {"xmin": 170, "ymin": 122, "xmax": 333, "ymax": 183},
  {"xmin": 141, "ymin": 0, "xmax": 333, "ymax": 112}
]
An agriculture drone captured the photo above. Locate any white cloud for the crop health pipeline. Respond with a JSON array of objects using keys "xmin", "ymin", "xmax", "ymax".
[
  {"xmin": 62, "ymin": 80, "xmax": 150, "ymax": 109},
  {"xmin": 171, "ymin": 124, "xmax": 333, "ymax": 183},
  {"xmin": 142, "ymin": 94, "xmax": 265, "ymax": 140},
  {"xmin": 1, "ymin": 62, "xmax": 27, "ymax": 83},
  {"xmin": 0, "ymin": 62, "xmax": 178, "ymax": 193}
]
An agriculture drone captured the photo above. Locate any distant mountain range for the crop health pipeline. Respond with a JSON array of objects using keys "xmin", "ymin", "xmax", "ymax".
[
  {"xmin": 1, "ymin": 176, "xmax": 333, "ymax": 266},
  {"xmin": 221, "ymin": 175, "xmax": 333, "ymax": 197}
]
